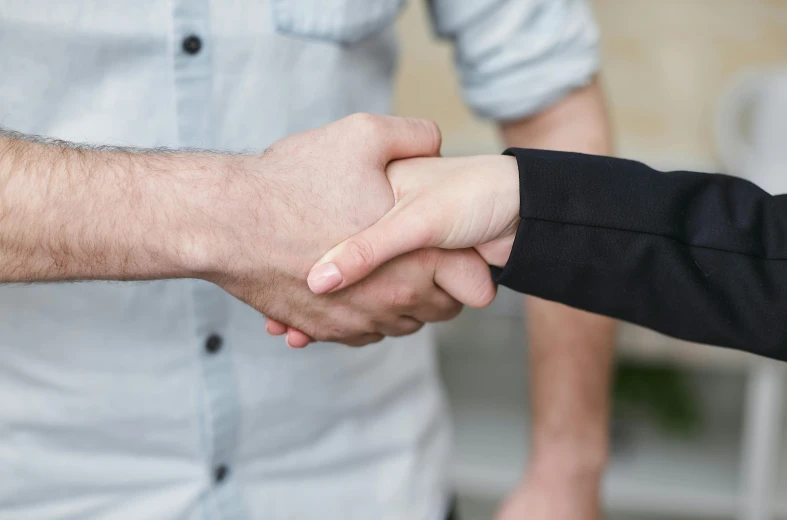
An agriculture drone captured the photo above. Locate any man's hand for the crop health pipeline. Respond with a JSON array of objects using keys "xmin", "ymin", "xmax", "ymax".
[
  {"xmin": 211, "ymin": 115, "xmax": 496, "ymax": 346},
  {"xmin": 0, "ymin": 114, "xmax": 495, "ymax": 347},
  {"xmin": 305, "ymin": 155, "xmax": 521, "ymax": 294}
]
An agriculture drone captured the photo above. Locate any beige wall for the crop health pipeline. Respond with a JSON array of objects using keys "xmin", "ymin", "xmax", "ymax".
[{"xmin": 395, "ymin": 0, "xmax": 787, "ymax": 169}]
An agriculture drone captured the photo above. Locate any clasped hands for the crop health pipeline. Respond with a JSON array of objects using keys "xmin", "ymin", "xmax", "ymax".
[{"xmin": 248, "ymin": 113, "xmax": 520, "ymax": 348}]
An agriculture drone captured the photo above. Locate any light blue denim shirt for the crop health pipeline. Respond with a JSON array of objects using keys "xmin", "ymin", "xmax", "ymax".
[{"xmin": 0, "ymin": 1, "xmax": 598, "ymax": 519}]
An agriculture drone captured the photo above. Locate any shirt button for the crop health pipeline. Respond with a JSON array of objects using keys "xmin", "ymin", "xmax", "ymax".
[
  {"xmin": 182, "ymin": 35, "xmax": 202, "ymax": 55},
  {"xmin": 205, "ymin": 334, "xmax": 223, "ymax": 354},
  {"xmin": 213, "ymin": 464, "xmax": 229, "ymax": 484}
]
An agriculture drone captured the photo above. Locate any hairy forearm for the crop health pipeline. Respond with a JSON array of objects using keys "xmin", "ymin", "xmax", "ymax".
[
  {"xmin": 0, "ymin": 131, "xmax": 240, "ymax": 283},
  {"xmin": 501, "ymin": 78, "xmax": 615, "ymax": 476}
]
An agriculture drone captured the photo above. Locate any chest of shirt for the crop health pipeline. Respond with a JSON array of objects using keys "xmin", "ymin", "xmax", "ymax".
[{"xmin": 0, "ymin": 0, "xmax": 402, "ymax": 149}]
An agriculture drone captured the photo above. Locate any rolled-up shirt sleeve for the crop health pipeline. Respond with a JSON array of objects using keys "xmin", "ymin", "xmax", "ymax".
[{"xmin": 428, "ymin": 0, "xmax": 600, "ymax": 121}]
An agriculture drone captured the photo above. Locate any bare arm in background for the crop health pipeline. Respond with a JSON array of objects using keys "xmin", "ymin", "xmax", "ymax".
[{"xmin": 493, "ymin": 79, "xmax": 614, "ymax": 520}]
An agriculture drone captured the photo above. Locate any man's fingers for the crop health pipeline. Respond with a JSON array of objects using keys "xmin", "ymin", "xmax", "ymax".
[
  {"xmin": 352, "ymin": 114, "xmax": 442, "ymax": 161},
  {"xmin": 343, "ymin": 333, "xmax": 385, "ymax": 347},
  {"xmin": 286, "ymin": 328, "xmax": 313, "ymax": 348},
  {"xmin": 265, "ymin": 318, "xmax": 287, "ymax": 335},
  {"xmin": 307, "ymin": 206, "xmax": 431, "ymax": 294},
  {"xmin": 475, "ymin": 234, "xmax": 516, "ymax": 268},
  {"xmin": 384, "ymin": 117, "xmax": 442, "ymax": 161},
  {"xmin": 408, "ymin": 288, "xmax": 464, "ymax": 323},
  {"xmin": 266, "ymin": 318, "xmax": 313, "ymax": 348},
  {"xmin": 376, "ymin": 316, "xmax": 424, "ymax": 338},
  {"xmin": 434, "ymin": 248, "xmax": 497, "ymax": 308}
]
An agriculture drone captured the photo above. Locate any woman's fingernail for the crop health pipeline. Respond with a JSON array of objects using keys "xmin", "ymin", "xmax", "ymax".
[{"xmin": 307, "ymin": 263, "xmax": 343, "ymax": 294}]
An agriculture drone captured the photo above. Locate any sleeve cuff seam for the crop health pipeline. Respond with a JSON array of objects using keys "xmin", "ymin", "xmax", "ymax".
[{"xmin": 518, "ymin": 216, "xmax": 787, "ymax": 262}]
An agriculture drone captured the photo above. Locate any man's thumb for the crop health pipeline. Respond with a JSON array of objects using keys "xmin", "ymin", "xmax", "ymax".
[{"xmin": 307, "ymin": 207, "xmax": 430, "ymax": 294}]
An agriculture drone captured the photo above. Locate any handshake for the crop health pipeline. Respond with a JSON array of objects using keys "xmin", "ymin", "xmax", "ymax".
[{"xmin": 204, "ymin": 113, "xmax": 522, "ymax": 348}]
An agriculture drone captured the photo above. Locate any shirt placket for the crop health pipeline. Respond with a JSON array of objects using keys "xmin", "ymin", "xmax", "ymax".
[{"xmin": 171, "ymin": 2, "xmax": 246, "ymax": 519}]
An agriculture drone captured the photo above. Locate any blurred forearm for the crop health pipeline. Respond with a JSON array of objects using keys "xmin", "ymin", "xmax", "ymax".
[
  {"xmin": 500, "ymin": 78, "xmax": 611, "ymax": 154},
  {"xmin": 500, "ymin": 78, "xmax": 616, "ymax": 478}
]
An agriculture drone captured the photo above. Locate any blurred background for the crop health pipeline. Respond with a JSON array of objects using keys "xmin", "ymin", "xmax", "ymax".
[{"xmin": 394, "ymin": 1, "xmax": 787, "ymax": 519}]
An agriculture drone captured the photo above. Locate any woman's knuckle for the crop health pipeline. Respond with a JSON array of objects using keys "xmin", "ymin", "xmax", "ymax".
[{"xmin": 345, "ymin": 237, "xmax": 376, "ymax": 270}]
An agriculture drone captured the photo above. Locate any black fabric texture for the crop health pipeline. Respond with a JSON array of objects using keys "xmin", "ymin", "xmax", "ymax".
[{"xmin": 492, "ymin": 148, "xmax": 787, "ymax": 361}]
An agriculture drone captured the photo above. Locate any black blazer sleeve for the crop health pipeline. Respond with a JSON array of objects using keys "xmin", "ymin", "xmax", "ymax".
[{"xmin": 491, "ymin": 148, "xmax": 787, "ymax": 361}]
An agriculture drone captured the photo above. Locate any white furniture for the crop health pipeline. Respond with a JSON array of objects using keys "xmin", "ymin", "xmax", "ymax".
[{"xmin": 437, "ymin": 287, "xmax": 786, "ymax": 520}]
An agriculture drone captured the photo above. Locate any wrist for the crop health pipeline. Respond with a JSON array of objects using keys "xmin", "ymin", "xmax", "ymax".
[
  {"xmin": 528, "ymin": 435, "xmax": 609, "ymax": 483},
  {"xmin": 474, "ymin": 155, "xmax": 519, "ymax": 267},
  {"xmin": 165, "ymin": 153, "xmax": 258, "ymax": 280},
  {"xmin": 495, "ymin": 154, "xmax": 520, "ymax": 242}
]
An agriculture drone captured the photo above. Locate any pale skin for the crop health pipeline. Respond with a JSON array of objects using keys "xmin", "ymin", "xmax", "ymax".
[
  {"xmin": 271, "ymin": 80, "xmax": 614, "ymax": 519},
  {"xmin": 0, "ymin": 114, "xmax": 497, "ymax": 346}
]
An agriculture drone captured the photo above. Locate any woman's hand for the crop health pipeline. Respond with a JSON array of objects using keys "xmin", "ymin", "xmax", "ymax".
[{"xmin": 306, "ymin": 154, "xmax": 521, "ymax": 294}]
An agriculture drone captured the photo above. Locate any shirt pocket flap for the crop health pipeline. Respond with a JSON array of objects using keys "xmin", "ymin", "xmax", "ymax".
[{"xmin": 271, "ymin": 0, "xmax": 405, "ymax": 44}]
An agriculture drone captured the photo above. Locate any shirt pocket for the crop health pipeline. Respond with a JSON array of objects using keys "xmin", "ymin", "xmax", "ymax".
[{"xmin": 270, "ymin": 0, "xmax": 406, "ymax": 44}]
